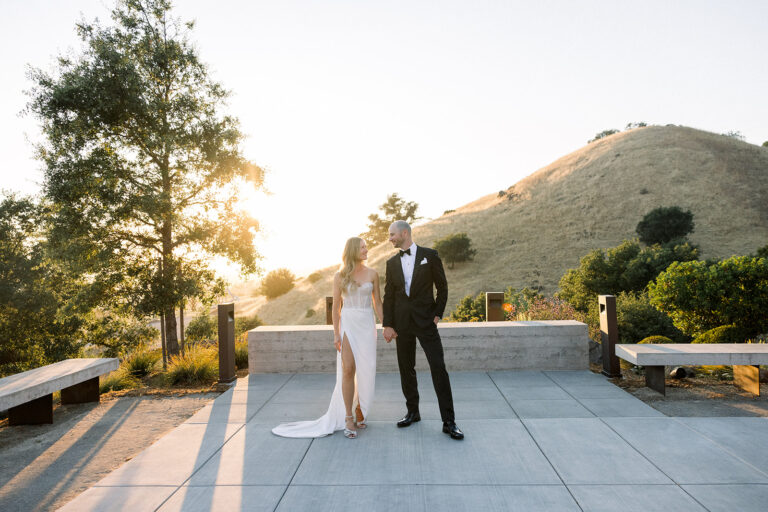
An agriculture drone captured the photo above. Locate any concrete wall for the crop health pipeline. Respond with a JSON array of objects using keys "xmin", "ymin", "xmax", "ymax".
[{"xmin": 248, "ymin": 321, "xmax": 589, "ymax": 373}]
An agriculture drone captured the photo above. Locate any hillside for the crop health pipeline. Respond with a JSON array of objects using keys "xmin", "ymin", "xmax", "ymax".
[{"xmin": 232, "ymin": 125, "xmax": 768, "ymax": 325}]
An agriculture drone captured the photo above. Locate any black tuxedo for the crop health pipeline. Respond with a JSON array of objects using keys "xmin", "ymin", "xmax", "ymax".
[{"xmin": 383, "ymin": 245, "xmax": 455, "ymax": 422}]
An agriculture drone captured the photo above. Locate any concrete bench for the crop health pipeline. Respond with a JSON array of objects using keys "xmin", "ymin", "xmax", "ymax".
[
  {"xmin": 0, "ymin": 358, "xmax": 119, "ymax": 425},
  {"xmin": 615, "ymin": 344, "xmax": 768, "ymax": 396},
  {"xmin": 249, "ymin": 321, "xmax": 589, "ymax": 373}
]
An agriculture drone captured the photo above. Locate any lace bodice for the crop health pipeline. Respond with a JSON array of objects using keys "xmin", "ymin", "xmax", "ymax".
[{"xmin": 342, "ymin": 281, "xmax": 373, "ymax": 310}]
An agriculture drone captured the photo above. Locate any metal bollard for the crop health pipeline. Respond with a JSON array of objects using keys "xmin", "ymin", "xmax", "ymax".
[
  {"xmin": 218, "ymin": 303, "xmax": 236, "ymax": 385},
  {"xmin": 325, "ymin": 296, "xmax": 334, "ymax": 325},
  {"xmin": 486, "ymin": 292, "xmax": 505, "ymax": 321},
  {"xmin": 599, "ymin": 295, "xmax": 621, "ymax": 377}
]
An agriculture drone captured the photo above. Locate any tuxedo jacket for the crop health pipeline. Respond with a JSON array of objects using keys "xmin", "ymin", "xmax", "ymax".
[{"xmin": 383, "ymin": 245, "xmax": 448, "ymax": 331}]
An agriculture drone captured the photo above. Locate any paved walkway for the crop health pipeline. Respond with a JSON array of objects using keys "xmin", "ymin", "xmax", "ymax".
[{"xmin": 60, "ymin": 371, "xmax": 768, "ymax": 511}]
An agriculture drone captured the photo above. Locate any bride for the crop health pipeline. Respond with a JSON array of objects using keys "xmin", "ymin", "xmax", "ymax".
[{"xmin": 272, "ymin": 237, "xmax": 383, "ymax": 439}]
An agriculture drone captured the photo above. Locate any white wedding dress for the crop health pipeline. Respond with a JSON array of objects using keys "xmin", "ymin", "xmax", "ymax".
[{"xmin": 272, "ymin": 281, "xmax": 377, "ymax": 437}]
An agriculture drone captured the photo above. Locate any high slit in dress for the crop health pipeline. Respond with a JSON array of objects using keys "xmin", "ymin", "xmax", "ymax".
[{"xmin": 272, "ymin": 281, "xmax": 377, "ymax": 437}]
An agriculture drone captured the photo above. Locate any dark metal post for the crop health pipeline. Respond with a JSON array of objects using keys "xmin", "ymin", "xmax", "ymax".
[
  {"xmin": 179, "ymin": 303, "xmax": 185, "ymax": 356},
  {"xmin": 218, "ymin": 303, "xmax": 236, "ymax": 385},
  {"xmin": 326, "ymin": 296, "xmax": 334, "ymax": 325},
  {"xmin": 160, "ymin": 312, "xmax": 167, "ymax": 369},
  {"xmin": 486, "ymin": 292, "xmax": 505, "ymax": 321},
  {"xmin": 599, "ymin": 295, "xmax": 621, "ymax": 377}
]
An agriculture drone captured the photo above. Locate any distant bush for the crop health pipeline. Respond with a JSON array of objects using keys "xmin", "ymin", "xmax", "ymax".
[
  {"xmin": 235, "ymin": 314, "xmax": 263, "ymax": 338},
  {"xmin": 449, "ymin": 293, "xmax": 485, "ymax": 322},
  {"xmin": 443, "ymin": 209, "xmax": 455, "ymax": 215},
  {"xmin": 639, "ymin": 335, "xmax": 673, "ymax": 344},
  {"xmin": 755, "ymin": 244, "xmax": 768, "ymax": 259},
  {"xmin": 636, "ymin": 206, "xmax": 694, "ymax": 245},
  {"xmin": 433, "ymin": 232, "xmax": 476, "ymax": 269},
  {"xmin": 235, "ymin": 339, "xmax": 248, "ymax": 370},
  {"xmin": 185, "ymin": 313, "xmax": 217, "ymax": 342},
  {"xmin": 625, "ymin": 122, "xmax": 647, "ymax": 130},
  {"xmin": 124, "ymin": 348, "xmax": 160, "ymax": 378},
  {"xmin": 692, "ymin": 325, "xmax": 747, "ymax": 344},
  {"xmin": 498, "ymin": 190, "xmax": 507, "ymax": 197},
  {"xmin": 763, "ymin": 141, "xmax": 768, "ymax": 147},
  {"xmin": 649, "ymin": 256, "xmax": 768, "ymax": 338},
  {"xmin": 100, "ymin": 368, "xmax": 140, "ymax": 393},
  {"xmin": 261, "ymin": 268, "xmax": 296, "ymax": 298},
  {"xmin": 722, "ymin": 130, "xmax": 745, "ymax": 140},
  {"xmin": 305, "ymin": 308, "xmax": 315, "ymax": 318},
  {"xmin": 588, "ymin": 129, "xmax": 619, "ymax": 143},
  {"xmin": 307, "ymin": 272, "xmax": 322, "ymax": 283},
  {"xmin": 616, "ymin": 291, "xmax": 688, "ymax": 344},
  {"xmin": 166, "ymin": 344, "xmax": 218, "ymax": 386}
]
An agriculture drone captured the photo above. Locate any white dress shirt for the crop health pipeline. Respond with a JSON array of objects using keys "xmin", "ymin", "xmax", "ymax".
[{"xmin": 401, "ymin": 242, "xmax": 417, "ymax": 296}]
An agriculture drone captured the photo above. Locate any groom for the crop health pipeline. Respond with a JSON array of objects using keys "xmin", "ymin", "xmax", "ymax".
[{"xmin": 382, "ymin": 220, "xmax": 464, "ymax": 440}]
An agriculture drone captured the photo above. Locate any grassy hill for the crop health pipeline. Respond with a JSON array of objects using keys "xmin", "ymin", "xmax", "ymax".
[{"xmin": 231, "ymin": 125, "xmax": 768, "ymax": 325}]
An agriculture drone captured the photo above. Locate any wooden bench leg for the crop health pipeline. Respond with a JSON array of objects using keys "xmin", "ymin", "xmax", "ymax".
[
  {"xmin": 61, "ymin": 377, "xmax": 100, "ymax": 404},
  {"xmin": 645, "ymin": 365, "xmax": 666, "ymax": 396},
  {"xmin": 9, "ymin": 394, "xmax": 53, "ymax": 425},
  {"xmin": 733, "ymin": 365, "xmax": 760, "ymax": 396}
]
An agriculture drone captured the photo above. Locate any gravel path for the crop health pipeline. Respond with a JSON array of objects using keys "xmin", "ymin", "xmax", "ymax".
[{"xmin": 0, "ymin": 392, "xmax": 219, "ymax": 512}]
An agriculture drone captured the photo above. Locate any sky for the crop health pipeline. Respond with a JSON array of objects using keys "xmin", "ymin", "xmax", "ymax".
[{"xmin": 2, "ymin": 0, "xmax": 767, "ymax": 280}]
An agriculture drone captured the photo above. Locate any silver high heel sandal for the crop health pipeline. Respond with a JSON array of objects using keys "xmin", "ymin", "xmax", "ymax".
[
  {"xmin": 355, "ymin": 406, "xmax": 367, "ymax": 429},
  {"xmin": 344, "ymin": 415, "xmax": 357, "ymax": 439}
]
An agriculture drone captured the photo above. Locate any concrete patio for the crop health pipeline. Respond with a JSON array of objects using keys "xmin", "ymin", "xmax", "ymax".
[{"xmin": 60, "ymin": 370, "xmax": 768, "ymax": 511}]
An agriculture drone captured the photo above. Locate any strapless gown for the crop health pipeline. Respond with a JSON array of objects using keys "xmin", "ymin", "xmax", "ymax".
[{"xmin": 272, "ymin": 281, "xmax": 377, "ymax": 437}]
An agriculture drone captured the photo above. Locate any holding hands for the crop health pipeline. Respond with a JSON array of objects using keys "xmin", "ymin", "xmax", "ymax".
[{"xmin": 382, "ymin": 326, "xmax": 397, "ymax": 343}]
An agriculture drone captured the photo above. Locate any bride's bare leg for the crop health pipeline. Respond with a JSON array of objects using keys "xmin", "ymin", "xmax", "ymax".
[{"xmin": 341, "ymin": 334, "xmax": 357, "ymax": 432}]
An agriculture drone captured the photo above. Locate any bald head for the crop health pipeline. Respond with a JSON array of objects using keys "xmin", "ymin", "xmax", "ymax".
[{"xmin": 388, "ymin": 220, "xmax": 413, "ymax": 249}]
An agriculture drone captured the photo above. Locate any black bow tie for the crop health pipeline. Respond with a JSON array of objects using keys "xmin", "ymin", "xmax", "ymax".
[{"xmin": 399, "ymin": 248, "xmax": 411, "ymax": 257}]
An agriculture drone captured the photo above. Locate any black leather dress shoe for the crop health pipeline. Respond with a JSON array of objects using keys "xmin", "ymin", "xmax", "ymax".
[
  {"xmin": 397, "ymin": 411, "xmax": 421, "ymax": 428},
  {"xmin": 443, "ymin": 421, "xmax": 464, "ymax": 440}
]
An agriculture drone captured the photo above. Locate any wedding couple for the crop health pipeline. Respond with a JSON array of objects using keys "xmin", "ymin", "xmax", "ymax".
[{"xmin": 272, "ymin": 220, "xmax": 464, "ymax": 440}]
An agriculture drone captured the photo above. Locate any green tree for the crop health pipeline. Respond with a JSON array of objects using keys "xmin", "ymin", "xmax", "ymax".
[
  {"xmin": 0, "ymin": 195, "xmax": 88, "ymax": 375},
  {"xmin": 648, "ymin": 256, "xmax": 768, "ymax": 338},
  {"xmin": 360, "ymin": 193, "xmax": 420, "ymax": 246},
  {"xmin": 588, "ymin": 129, "xmax": 619, "ymax": 143},
  {"xmin": 27, "ymin": 0, "xmax": 264, "ymax": 355},
  {"xmin": 558, "ymin": 239, "xmax": 698, "ymax": 313},
  {"xmin": 636, "ymin": 206, "xmax": 694, "ymax": 245},
  {"xmin": 260, "ymin": 268, "xmax": 296, "ymax": 299},
  {"xmin": 763, "ymin": 141, "xmax": 768, "ymax": 147},
  {"xmin": 615, "ymin": 291, "xmax": 688, "ymax": 344},
  {"xmin": 433, "ymin": 232, "xmax": 477, "ymax": 269}
]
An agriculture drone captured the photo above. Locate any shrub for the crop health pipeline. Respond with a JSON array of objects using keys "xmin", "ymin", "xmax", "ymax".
[
  {"xmin": 260, "ymin": 268, "xmax": 296, "ymax": 298},
  {"xmin": 305, "ymin": 308, "xmax": 315, "ymax": 318},
  {"xmin": 86, "ymin": 314, "xmax": 158, "ymax": 358},
  {"xmin": 755, "ymin": 244, "xmax": 768, "ymax": 259},
  {"xmin": 625, "ymin": 122, "xmax": 647, "ymax": 130},
  {"xmin": 558, "ymin": 239, "xmax": 699, "ymax": 313},
  {"xmin": 235, "ymin": 339, "xmax": 248, "ymax": 370},
  {"xmin": 504, "ymin": 296, "xmax": 579, "ymax": 321},
  {"xmin": 636, "ymin": 206, "xmax": 694, "ymax": 245},
  {"xmin": 235, "ymin": 314, "xmax": 263, "ymax": 337},
  {"xmin": 166, "ymin": 344, "xmax": 218, "ymax": 386},
  {"xmin": 639, "ymin": 335, "xmax": 673, "ymax": 344},
  {"xmin": 692, "ymin": 325, "xmax": 747, "ymax": 344},
  {"xmin": 185, "ymin": 313, "xmax": 217, "ymax": 342},
  {"xmin": 433, "ymin": 232, "xmax": 477, "ymax": 269},
  {"xmin": 649, "ymin": 256, "xmax": 768, "ymax": 338},
  {"xmin": 100, "ymin": 368, "xmax": 140, "ymax": 393},
  {"xmin": 722, "ymin": 130, "xmax": 744, "ymax": 140},
  {"xmin": 443, "ymin": 209, "xmax": 455, "ymax": 215},
  {"xmin": 124, "ymin": 348, "xmax": 160, "ymax": 378},
  {"xmin": 449, "ymin": 293, "xmax": 485, "ymax": 322},
  {"xmin": 616, "ymin": 291, "xmax": 688, "ymax": 344},
  {"xmin": 588, "ymin": 129, "xmax": 619, "ymax": 143},
  {"xmin": 307, "ymin": 272, "xmax": 322, "ymax": 283}
]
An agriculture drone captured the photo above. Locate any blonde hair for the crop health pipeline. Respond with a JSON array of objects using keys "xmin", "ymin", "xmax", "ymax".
[{"xmin": 340, "ymin": 237, "xmax": 364, "ymax": 291}]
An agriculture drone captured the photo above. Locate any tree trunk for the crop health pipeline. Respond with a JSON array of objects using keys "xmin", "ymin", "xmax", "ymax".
[{"xmin": 164, "ymin": 307, "xmax": 180, "ymax": 355}]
